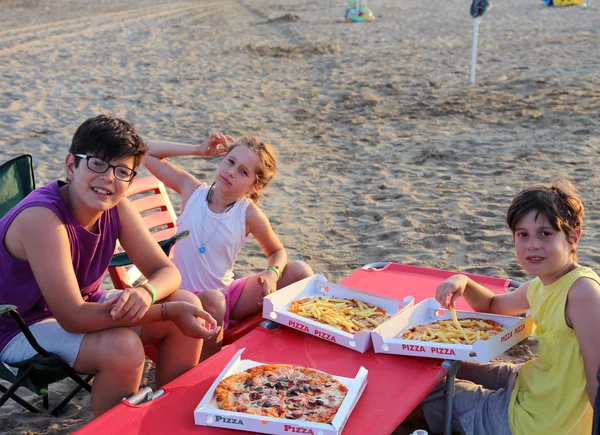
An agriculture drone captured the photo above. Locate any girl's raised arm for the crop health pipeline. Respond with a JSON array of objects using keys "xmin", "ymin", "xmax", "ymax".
[
  {"xmin": 144, "ymin": 134, "xmax": 233, "ymax": 207},
  {"xmin": 144, "ymin": 141, "xmax": 204, "ymax": 206}
]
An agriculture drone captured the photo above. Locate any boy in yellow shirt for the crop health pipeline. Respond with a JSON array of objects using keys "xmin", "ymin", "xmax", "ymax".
[{"xmin": 423, "ymin": 180, "xmax": 600, "ymax": 435}]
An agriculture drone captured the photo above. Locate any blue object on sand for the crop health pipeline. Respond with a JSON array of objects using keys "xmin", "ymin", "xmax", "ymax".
[{"xmin": 470, "ymin": 0, "xmax": 490, "ymax": 17}]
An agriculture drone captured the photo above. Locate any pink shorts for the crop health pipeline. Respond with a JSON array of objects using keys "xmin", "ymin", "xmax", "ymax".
[
  {"xmin": 222, "ymin": 276, "xmax": 250, "ymax": 330},
  {"xmin": 193, "ymin": 277, "xmax": 249, "ymax": 331}
]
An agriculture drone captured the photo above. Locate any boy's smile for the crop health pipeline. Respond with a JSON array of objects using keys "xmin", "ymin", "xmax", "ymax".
[{"xmin": 513, "ymin": 209, "xmax": 578, "ymax": 285}]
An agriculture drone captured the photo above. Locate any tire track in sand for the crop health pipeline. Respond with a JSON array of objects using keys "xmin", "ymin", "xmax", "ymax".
[{"xmin": 0, "ymin": 2, "xmax": 215, "ymax": 57}]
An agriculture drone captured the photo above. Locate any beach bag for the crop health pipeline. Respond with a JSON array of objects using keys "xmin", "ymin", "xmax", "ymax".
[{"xmin": 542, "ymin": 0, "xmax": 582, "ymax": 6}]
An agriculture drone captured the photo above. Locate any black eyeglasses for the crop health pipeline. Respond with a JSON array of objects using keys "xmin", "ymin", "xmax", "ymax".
[{"xmin": 75, "ymin": 154, "xmax": 137, "ymax": 182}]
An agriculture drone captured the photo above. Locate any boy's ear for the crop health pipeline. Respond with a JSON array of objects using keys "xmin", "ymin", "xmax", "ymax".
[{"xmin": 65, "ymin": 154, "xmax": 76, "ymax": 182}]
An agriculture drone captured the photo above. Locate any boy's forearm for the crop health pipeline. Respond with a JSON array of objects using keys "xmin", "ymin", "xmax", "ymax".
[
  {"xmin": 61, "ymin": 302, "xmax": 166, "ymax": 333},
  {"xmin": 146, "ymin": 140, "xmax": 202, "ymax": 159},
  {"xmin": 463, "ymin": 277, "xmax": 496, "ymax": 312}
]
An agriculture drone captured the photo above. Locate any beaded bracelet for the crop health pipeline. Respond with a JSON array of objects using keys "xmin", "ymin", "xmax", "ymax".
[{"xmin": 140, "ymin": 282, "xmax": 157, "ymax": 305}]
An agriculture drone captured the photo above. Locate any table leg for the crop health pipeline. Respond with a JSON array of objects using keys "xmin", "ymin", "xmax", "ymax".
[{"xmin": 441, "ymin": 360, "xmax": 462, "ymax": 435}]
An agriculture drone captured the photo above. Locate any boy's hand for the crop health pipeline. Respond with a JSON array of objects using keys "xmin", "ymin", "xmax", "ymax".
[
  {"xmin": 170, "ymin": 301, "xmax": 221, "ymax": 339},
  {"xmin": 105, "ymin": 288, "xmax": 152, "ymax": 322},
  {"xmin": 256, "ymin": 272, "xmax": 278, "ymax": 306},
  {"xmin": 199, "ymin": 133, "xmax": 234, "ymax": 157},
  {"xmin": 436, "ymin": 274, "xmax": 469, "ymax": 309}
]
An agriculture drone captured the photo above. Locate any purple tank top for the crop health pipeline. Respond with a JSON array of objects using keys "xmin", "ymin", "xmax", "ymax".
[{"xmin": 0, "ymin": 181, "xmax": 120, "ymax": 352}]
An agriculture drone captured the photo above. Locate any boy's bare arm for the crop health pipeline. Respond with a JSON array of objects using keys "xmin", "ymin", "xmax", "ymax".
[
  {"xmin": 14, "ymin": 206, "xmax": 149, "ymax": 331},
  {"xmin": 116, "ymin": 198, "xmax": 181, "ymax": 297},
  {"xmin": 568, "ymin": 278, "xmax": 600, "ymax": 406},
  {"xmin": 436, "ymin": 274, "xmax": 530, "ymax": 315},
  {"xmin": 14, "ymin": 206, "xmax": 217, "ymax": 338}
]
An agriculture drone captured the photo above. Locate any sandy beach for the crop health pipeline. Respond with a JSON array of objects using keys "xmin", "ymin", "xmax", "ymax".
[{"xmin": 1, "ymin": 0, "xmax": 599, "ymax": 433}]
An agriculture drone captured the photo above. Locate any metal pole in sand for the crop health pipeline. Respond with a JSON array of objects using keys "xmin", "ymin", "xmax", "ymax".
[{"xmin": 470, "ymin": 17, "xmax": 481, "ymax": 84}]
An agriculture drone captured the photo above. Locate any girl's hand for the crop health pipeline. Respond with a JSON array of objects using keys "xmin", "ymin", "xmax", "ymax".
[
  {"xmin": 105, "ymin": 288, "xmax": 152, "ymax": 322},
  {"xmin": 436, "ymin": 275, "xmax": 469, "ymax": 309},
  {"xmin": 198, "ymin": 133, "xmax": 234, "ymax": 157},
  {"xmin": 169, "ymin": 301, "xmax": 221, "ymax": 339},
  {"xmin": 256, "ymin": 272, "xmax": 278, "ymax": 306}
]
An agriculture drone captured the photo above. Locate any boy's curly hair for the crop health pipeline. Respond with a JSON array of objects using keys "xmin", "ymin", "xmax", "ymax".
[
  {"xmin": 506, "ymin": 179, "xmax": 584, "ymax": 260},
  {"xmin": 226, "ymin": 135, "xmax": 276, "ymax": 203}
]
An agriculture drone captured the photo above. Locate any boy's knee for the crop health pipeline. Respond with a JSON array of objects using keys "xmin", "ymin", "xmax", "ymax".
[{"xmin": 100, "ymin": 328, "xmax": 145, "ymax": 368}]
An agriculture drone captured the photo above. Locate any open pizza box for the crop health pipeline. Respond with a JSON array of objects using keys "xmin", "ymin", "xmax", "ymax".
[
  {"xmin": 262, "ymin": 274, "xmax": 414, "ymax": 353},
  {"xmin": 194, "ymin": 348, "xmax": 368, "ymax": 435},
  {"xmin": 370, "ymin": 298, "xmax": 535, "ymax": 362}
]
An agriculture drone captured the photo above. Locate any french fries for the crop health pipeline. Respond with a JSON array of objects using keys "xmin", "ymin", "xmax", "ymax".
[
  {"xmin": 450, "ymin": 307, "xmax": 472, "ymax": 345},
  {"xmin": 400, "ymin": 317, "xmax": 502, "ymax": 344},
  {"xmin": 289, "ymin": 297, "xmax": 389, "ymax": 333}
]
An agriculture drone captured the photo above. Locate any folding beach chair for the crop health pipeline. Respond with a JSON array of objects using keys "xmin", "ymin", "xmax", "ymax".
[
  {"xmin": 0, "ymin": 307, "xmax": 93, "ymax": 415},
  {"xmin": 0, "ymin": 154, "xmax": 35, "ymax": 219}
]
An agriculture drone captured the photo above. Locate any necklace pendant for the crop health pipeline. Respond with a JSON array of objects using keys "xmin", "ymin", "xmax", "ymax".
[{"xmin": 198, "ymin": 246, "xmax": 206, "ymax": 254}]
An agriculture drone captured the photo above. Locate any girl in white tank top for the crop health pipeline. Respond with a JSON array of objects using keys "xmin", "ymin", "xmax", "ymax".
[{"xmin": 144, "ymin": 134, "xmax": 313, "ymax": 357}]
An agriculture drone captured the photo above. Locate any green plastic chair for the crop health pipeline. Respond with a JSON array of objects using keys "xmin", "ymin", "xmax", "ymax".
[{"xmin": 0, "ymin": 154, "xmax": 35, "ymax": 219}]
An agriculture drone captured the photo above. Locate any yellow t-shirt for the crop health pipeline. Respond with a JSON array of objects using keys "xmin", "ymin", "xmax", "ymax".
[{"xmin": 508, "ymin": 266, "xmax": 597, "ymax": 435}]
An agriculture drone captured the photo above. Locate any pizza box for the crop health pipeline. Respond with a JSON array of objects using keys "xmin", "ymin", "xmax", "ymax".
[
  {"xmin": 262, "ymin": 274, "xmax": 414, "ymax": 353},
  {"xmin": 194, "ymin": 348, "xmax": 368, "ymax": 435},
  {"xmin": 370, "ymin": 298, "xmax": 534, "ymax": 362}
]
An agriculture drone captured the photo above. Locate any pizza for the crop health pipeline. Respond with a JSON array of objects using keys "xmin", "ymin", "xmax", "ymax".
[
  {"xmin": 214, "ymin": 364, "xmax": 348, "ymax": 423},
  {"xmin": 288, "ymin": 296, "xmax": 390, "ymax": 333},
  {"xmin": 399, "ymin": 317, "xmax": 504, "ymax": 345}
]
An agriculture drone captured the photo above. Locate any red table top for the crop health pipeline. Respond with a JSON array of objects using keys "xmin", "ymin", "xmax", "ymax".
[{"xmin": 74, "ymin": 263, "xmax": 510, "ymax": 435}]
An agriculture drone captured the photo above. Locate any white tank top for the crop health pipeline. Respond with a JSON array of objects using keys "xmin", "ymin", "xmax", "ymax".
[{"xmin": 172, "ymin": 183, "xmax": 251, "ymax": 292}]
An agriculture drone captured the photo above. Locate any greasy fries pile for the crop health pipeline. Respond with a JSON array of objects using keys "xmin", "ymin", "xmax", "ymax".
[
  {"xmin": 401, "ymin": 318, "xmax": 497, "ymax": 345},
  {"xmin": 294, "ymin": 298, "xmax": 387, "ymax": 332}
]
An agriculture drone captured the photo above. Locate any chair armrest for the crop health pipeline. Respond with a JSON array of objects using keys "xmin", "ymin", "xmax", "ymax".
[
  {"xmin": 0, "ymin": 304, "xmax": 18, "ymax": 317},
  {"xmin": 109, "ymin": 230, "xmax": 190, "ymax": 267},
  {"xmin": 158, "ymin": 230, "xmax": 189, "ymax": 256}
]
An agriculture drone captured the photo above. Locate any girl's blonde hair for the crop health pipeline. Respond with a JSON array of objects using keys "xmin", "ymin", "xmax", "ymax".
[{"xmin": 227, "ymin": 135, "xmax": 276, "ymax": 202}]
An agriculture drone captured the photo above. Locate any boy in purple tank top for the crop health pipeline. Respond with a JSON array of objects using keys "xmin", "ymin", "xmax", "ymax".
[{"xmin": 0, "ymin": 115, "xmax": 221, "ymax": 417}]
